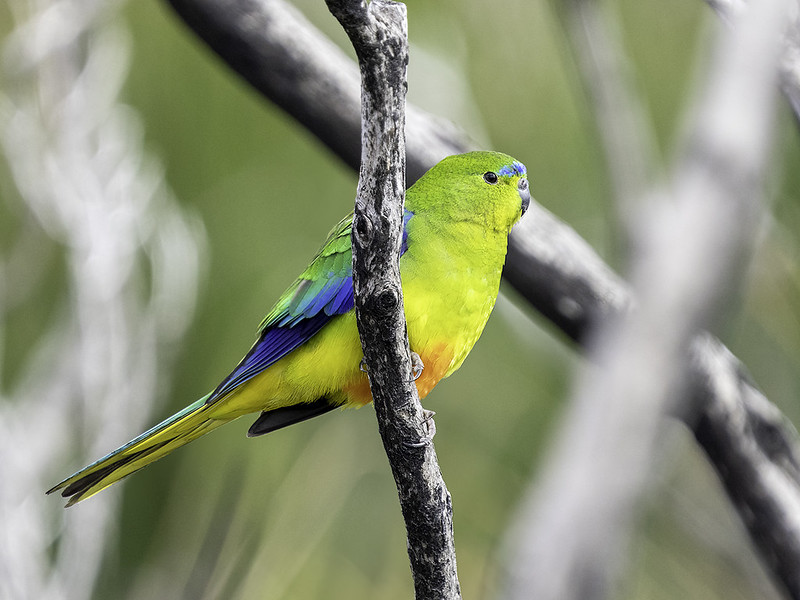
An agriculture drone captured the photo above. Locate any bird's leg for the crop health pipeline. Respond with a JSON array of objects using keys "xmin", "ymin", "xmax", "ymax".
[
  {"xmin": 361, "ymin": 353, "xmax": 423, "ymax": 378},
  {"xmin": 410, "ymin": 351, "xmax": 424, "ymax": 380},
  {"xmin": 407, "ymin": 351, "xmax": 434, "ymax": 446},
  {"xmin": 362, "ymin": 349, "xmax": 433, "ymax": 447}
]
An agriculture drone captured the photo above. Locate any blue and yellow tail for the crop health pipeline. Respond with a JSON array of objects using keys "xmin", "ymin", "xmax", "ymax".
[{"xmin": 47, "ymin": 394, "xmax": 231, "ymax": 507}]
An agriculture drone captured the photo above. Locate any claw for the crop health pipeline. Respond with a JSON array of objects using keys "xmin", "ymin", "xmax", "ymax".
[
  {"xmin": 411, "ymin": 351, "xmax": 424, "ymax": 381},
  {"xmin": 403, "ymin": 408, "xmax": 437, "ymax": 448},
  {"xmin": 362, "ymin": 353, "xmax": 422, "ymax": 379}
]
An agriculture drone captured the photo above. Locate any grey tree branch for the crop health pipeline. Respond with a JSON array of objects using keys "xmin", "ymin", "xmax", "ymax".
[
  {"xmin": 324, "ymin": 1, "xmax": 460, "ymax": 598},
  {"xmin": 505, "ymin": 154, "xmax": 800, "ymax": 600},
  {"xmin": 160, "ymin": 0, "xmax": 800, "ymax": 596},
  {"xmin": 691, "ymin": 334, "xmax": 800, "ymax": 595}
]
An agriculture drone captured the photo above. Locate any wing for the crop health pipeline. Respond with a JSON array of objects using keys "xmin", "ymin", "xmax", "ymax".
[
  {"xmin": 206, "ymin": 209, "xmax": 414, "ymax": 405},
  {"xmin": 207, "ymin": 214, "xmax": 356, "ymax": 404}
]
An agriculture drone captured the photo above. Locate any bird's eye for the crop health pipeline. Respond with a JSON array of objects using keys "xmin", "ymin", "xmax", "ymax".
[{"xmin": 483, "ymin": 171, "xmax": 499, "ymax": 185}]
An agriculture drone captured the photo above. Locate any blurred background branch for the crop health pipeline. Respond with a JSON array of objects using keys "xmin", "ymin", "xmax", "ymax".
[
  {"xmin": 0, "ymin": 0, "xmax": 204, "ymax": 598},
  {"xmin": 701, "ymin": 0, "xmax": 800, "ymax": 124},
  {"xmin": 502, "ymin": 0, "xmax": 795, "ymax": 598}
]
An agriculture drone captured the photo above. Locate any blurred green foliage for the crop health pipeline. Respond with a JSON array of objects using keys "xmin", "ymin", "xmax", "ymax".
[{"xmin": 4, "ymin": 0, "xmax": 800, "ymax": 598}]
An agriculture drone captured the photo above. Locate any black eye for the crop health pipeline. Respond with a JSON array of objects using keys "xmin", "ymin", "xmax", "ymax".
[{"xmin": 483, "ymin": 171, "xmax": 498, "ymax": 185}]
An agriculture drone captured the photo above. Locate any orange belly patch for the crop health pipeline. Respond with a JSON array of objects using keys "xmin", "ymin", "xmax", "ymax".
[
  {"xmin": 342, "ymin": 343, "xmax": 454, "ymax": 405},
  {"xmin": 415, "ymin": 343, "xmax": 454, "ymax": 399},
  {"xmin": 342, "ymin": 376, "xmax": 372, "ymax": 406}
]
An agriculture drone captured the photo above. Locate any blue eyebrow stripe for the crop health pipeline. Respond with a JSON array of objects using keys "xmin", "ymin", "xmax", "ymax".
[{"xmin": 498, "ymin": 161, "xmax": 526, "ymax": 177}]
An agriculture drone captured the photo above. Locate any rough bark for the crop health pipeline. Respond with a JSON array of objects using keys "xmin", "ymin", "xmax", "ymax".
[{"xmin": 324, "ymin": 1, "xmax": 461, "ymax": 598}]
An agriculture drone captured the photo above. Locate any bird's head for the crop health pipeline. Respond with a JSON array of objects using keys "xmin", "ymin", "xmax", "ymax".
[{"xmin": 407, "ymin": 151, "xmax": 531, "ymax": 233}]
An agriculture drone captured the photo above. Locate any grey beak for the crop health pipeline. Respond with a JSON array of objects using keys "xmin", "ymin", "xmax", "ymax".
[{"xmin": 518, "ymin": 178, "xmax": 531, "ymax": 216}]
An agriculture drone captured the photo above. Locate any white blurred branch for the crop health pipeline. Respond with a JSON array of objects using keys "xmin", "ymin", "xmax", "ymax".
[
  {"xmin": 0, "ymin": 2, "xmax": 204, "ymax": 599},
  {"xmin": 501, "ymin": 1, "xmax": 794, "ymax": 599}
]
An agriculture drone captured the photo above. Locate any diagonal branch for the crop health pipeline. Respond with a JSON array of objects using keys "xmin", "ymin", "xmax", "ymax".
[
  {"xmin": 163, "ymin": 0, "xmax": 472, "ymax": 182},
  {"xmin": 502, "ymin": 0, "xmax": 793, "ymax": 597},
  {"xmin": 505, "ymin": 191, "xmax": 800, "ymax": 599},
  {"xmin": 324, "ymin": 1, "xmax": 461, "ymax": 598}
]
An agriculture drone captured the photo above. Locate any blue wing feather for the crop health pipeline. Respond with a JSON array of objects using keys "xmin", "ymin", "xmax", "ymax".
[
  {"xmin": 210, "ymin": 313, "xmax": 331, "ymax": 401},
  {"xmin": 328, "ymin": 279, "xmax": 354, "ymax": 315},
  {"xmin": 206, "ymin": 209, "xmax": 413, "ymax": 405}
]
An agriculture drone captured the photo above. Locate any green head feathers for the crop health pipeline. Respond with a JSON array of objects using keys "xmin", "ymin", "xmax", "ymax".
[{"xmin": 406, "ymin": 151, "xmax": 531, "ymax": 232}]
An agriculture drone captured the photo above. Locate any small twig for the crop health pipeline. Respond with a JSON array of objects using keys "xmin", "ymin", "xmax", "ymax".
[{"xmin": 324, "ymin": 1, "xmax": 461, "ymax": 598}]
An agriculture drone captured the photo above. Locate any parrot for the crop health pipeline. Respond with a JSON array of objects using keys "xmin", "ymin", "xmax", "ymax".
[{"xmin": 48, "ymin": 151, "xmax": 530, "ymax": 506}]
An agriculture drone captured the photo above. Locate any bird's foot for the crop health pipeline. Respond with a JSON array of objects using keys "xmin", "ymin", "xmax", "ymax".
[
  {"xmin": 361, "ymin": 353, "xmax": 423, "ymax": 380},
  {"xmin": 410, "ymin": 351, "xmax": 424, "ymax": 381},
  {"xmin": 403, "ymin": 409, "xmax": 437, "ymax": 448}
]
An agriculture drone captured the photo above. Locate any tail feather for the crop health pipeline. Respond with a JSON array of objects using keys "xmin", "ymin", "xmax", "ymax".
[{"xmin": 48, "ymin": 394, "xmax": 233, "ymax": 507}]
